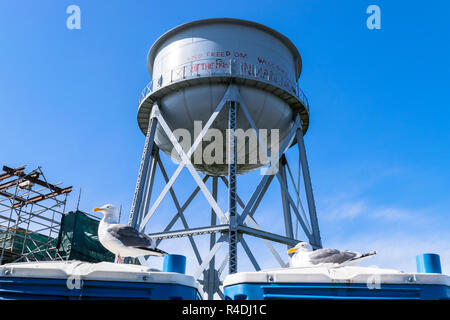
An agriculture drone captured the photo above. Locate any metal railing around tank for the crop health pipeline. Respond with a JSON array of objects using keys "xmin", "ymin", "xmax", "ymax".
[{"xmin": 138, "ymin": 58, "xmax": 309, "ymax": 110}]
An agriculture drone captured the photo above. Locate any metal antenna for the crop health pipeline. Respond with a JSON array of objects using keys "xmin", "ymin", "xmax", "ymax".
[{"xmin": 76, "ymin": 188, "xmax": 82, "ymax": 211}]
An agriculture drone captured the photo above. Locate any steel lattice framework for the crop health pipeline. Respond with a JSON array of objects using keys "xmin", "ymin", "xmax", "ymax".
[
  {"xmin": 128, "ymin": 84, "xmax": 322, "ymax": 299},
  {"xmin": 0, "ymin": 165, "xmax": 72, "ymax": 264}
]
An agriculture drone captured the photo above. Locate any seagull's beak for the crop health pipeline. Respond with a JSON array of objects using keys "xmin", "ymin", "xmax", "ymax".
[
  {"xmin": 287, "ymin": 248, "xmax": 298, "ymax": 254},
  {"xmin": 93, "ymin": 207, "xmax": 104, "ymax": 213}
]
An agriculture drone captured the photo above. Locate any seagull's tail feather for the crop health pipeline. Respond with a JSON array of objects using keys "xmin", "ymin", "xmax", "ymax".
[
  {"xmin": 339, "ymin": 251, "xmax": 376, "ymax": 267},
  {"xmin": 360, "ymin": 251, "xmax": 377, "ymax": 258},
  {"xmin": 135, "ymin": 246, "xmax": 168, "ymax": 256},
  {"xmin": 350, "ymin": 251, "xmax": 377, "ymax": 262}
]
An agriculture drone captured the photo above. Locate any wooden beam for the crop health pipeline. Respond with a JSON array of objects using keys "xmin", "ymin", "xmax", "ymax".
[
  {"xmin": 0, "ymin": 166, "xmax": 25, "ymax": 182},
  {"xmin": 12, "ymin": 187, "xmax": 72, "ymax": 208}
]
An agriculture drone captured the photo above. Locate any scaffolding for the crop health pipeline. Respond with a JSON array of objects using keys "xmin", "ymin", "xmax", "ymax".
[{"xmin": 0, "ymin": 165, "xmax": 72, "ymax": 264}]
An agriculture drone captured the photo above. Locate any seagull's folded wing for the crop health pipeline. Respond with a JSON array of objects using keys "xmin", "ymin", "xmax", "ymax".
[
  {"xmin": 309, "ymin": 248, "xmax": 357, "ymax": 264},
  {"xmin": 108, "ymin": 225, "xmax": 153, "ymax": 248}
]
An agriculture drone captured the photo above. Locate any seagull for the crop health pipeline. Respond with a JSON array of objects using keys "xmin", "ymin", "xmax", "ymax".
[
  {"xmin": 94, "ymin": 204, "xmax": 167, "ymax": 263},
  {"xmin": 288, "ymin": 242, "xmax": 376, "ymax": 268}
]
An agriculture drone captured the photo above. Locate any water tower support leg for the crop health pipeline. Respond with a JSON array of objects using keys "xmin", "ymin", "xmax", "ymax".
[
  {"xmin": 296, "ymin": 126, "xmax": 322, "ymax": 248},
  {"xmin": 205, "ymin": 176, "xmax": 218, "ymax": 299},
  {"xmin": 228, "ymin": 100, "xmax": 238, "ymax": 274},
  {"xmin": 138, "ymin": 149, "xmax": 158, "ymax": 228},
  {"xmin": 128, "ymin": 112, "xmax": 158, "ymax": 229},
  {"xmin": 279, "ymin": 156, "xmax": 294, "ymax": 248}
]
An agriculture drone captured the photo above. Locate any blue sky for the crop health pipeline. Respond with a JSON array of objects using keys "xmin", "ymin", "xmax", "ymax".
[{"xmin": 0, "ymin": 0, "xmax": 449, "ymax": 275}]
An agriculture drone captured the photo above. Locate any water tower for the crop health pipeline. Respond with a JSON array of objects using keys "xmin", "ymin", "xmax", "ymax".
[{"xmin": 128, "ymin": 18, "xmax": 322, "ymax": 299}]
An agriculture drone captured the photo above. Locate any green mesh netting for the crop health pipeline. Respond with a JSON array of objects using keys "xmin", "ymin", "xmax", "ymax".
[
  {"xmin": 0, "ymin": 227, "xmax": 57, "ymax": 263},
  {"xmin": 56, "ymin": 210, "xmax": 115, "ymax": 263}
]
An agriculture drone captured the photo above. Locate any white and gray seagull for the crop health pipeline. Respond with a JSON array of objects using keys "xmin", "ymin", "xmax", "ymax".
[
  {"xmin": 94, "ymin": 204, "xmax": 167, "ymax": 263},
  {"xmin": 288, "ymin": 242, "xmax": 376, "ymax": 268}
]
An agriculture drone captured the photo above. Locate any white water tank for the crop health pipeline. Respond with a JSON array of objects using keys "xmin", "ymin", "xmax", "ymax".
[{"xmin": 137, "ymin": 18, "xmax": 309, "ymax": 176}]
